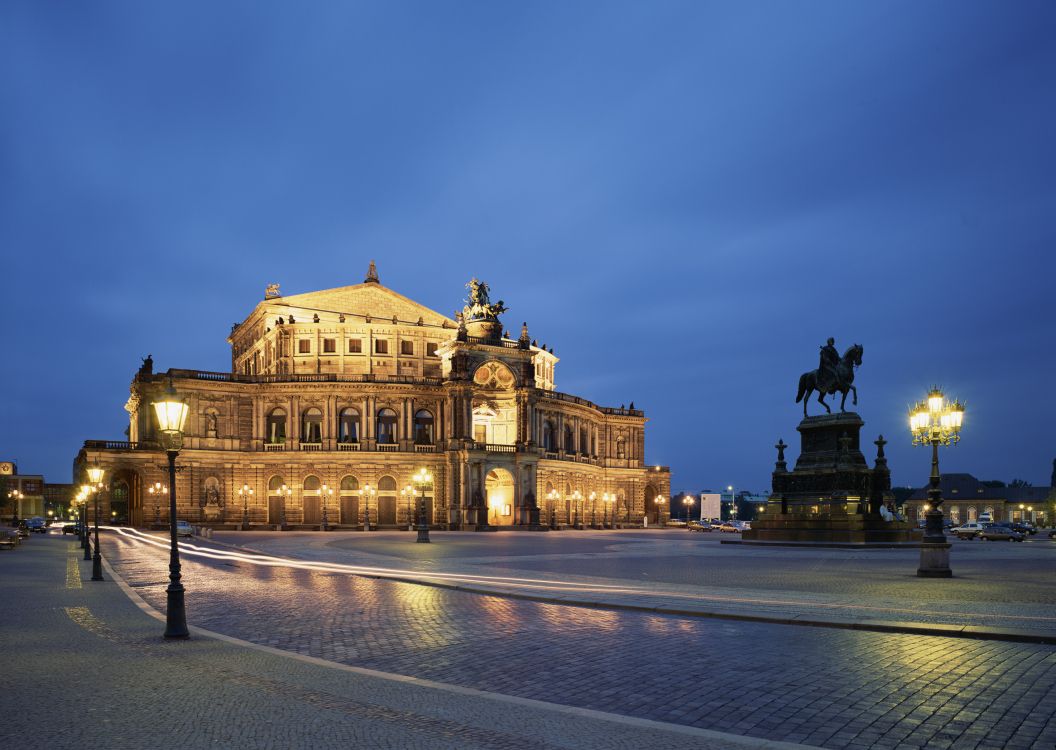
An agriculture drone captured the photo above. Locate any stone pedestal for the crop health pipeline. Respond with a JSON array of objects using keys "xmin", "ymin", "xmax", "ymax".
[
  {"xmin": 741, "ymin": 413, "xmax": 921, "ymax": 546},
  {"xmin": 917, "ymin": 543, "xmax": 952, "ymax": 577}
]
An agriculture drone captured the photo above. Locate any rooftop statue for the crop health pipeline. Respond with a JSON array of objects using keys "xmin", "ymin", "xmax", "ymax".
[
  {"xmin": 463, "ymin": 278, "xmax": 508, "ymax": 322},
  {"xmin": 795, "ymin": 339, "xmax": 863, "ymax": 418}
]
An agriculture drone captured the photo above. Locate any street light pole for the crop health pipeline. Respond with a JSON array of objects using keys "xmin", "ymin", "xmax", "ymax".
[
  {"xmin": 87, "ymin": 468, "xmax": 105, "ymax": 581},
  {"xmin": 414, "ymin": 468, "xmax": 432, "ymax": 543},
  {"xmin": 727, "ymin": 485, "xmax": 736, "ymax": 522},
  {"xmin": 148, "ymin": 482, "xmax": 166, "ymax": 525},
  {"xmin": 79, "ymin": 485, "xmax": 92, "ymax": 560},
  {"xmin": 910, "ymin": 387, "xmax": 965, "ymax": 579},
  {"xmin": 322, "ymin": 485, "xmax": 332, "ymax": 531},
  {"xmin": 154, "ymin": 388, "xmax": 191, "ymax": 639},
  {"xmin": 401, "ymin": 486, "xmax": 415, "ymax": 531},
  {"xmin": 362, "ymin": 485, "xmax": 375, "ymax": 531},
  {"xmin": 655, "ymin": 495, "xmax": 667, "ymax": 527}
]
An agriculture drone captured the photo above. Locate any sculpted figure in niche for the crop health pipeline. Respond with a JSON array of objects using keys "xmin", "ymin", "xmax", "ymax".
[{"xmin": 206, "ymin": 412, "xmax": 218, "ymax": 438}]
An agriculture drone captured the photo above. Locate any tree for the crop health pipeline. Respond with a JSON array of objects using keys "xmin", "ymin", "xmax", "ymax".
[{"xmin": 1010, "ymin": 479, "xmax": 1032, "ymax": 487}]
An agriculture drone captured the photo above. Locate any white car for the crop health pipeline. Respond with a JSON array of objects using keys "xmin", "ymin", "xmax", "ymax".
[
  {"xmin": 175, "ymin": 520, "xmax": 194, "ymax": 538},
  {"xmin": 949, "ymin": 521, "xmax": 988, "ymax": 539}
]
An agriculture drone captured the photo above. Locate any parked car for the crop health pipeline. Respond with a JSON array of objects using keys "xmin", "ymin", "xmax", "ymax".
[
  {"xmin": 688, "ymin": 521, "xmax": 713, "ymax": 532},
  {"xmin": 978, "ymin": 525, "xmax": 1024, "ymax": 542},
  {"xmin": 62, "ymin": 523, "xmax": 79, "ymax": 535},
  {"xmin": 718, "ymin": 521, "xmax": 741, "ymax": 532},
  {"xmin": 175, "ymin": 520, "xmax": 194, "ymax": 538},
  {"xmin": 1009, "ymin": 522, "xmax": 1037, "ymax": 536},
  {"xmin": 26, "ymin": 517, "xmax": 47, "ymax": 534},
  {"xmin": 950, "ymin": 522, "xmax": 989, "ymax": 540}
]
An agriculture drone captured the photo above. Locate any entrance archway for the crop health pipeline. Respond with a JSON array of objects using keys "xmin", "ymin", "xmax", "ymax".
[
  {"xmin": 644, "ymin": 484, "xmax": 659, "ymax": 525},
  {"xmin": 485, "ymin": 468, "xmax": 516, "ymax": 526}
]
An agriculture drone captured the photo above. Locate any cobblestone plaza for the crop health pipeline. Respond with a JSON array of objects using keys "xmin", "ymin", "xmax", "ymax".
[{"xmin": 8, "ymin": 529, "xmax": 1052, "ymax": 749}]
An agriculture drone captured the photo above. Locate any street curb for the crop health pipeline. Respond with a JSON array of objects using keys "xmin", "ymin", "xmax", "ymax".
[{"xmin": 148, "ymin": 532, "xmax": 1056, "ymax": 646}]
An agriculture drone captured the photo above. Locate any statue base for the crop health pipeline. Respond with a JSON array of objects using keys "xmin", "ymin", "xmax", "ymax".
[{"xmin": 741, "ymin": 413, "xmax": 921, "ymax": 546}]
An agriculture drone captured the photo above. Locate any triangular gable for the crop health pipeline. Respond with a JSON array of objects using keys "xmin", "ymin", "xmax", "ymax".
[{"xmin": 269, "ymin": 283, "xmax": 455, "ymax": 327}]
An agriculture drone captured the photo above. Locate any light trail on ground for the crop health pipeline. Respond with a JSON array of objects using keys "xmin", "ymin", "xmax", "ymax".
[{"xmin": 106, "ymin": 527, "xmax": 1056, "ymax": 624}]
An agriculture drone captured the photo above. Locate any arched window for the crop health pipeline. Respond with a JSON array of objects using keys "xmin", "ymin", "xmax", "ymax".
[
  {"xmin": 266, "ymin": 408, "xmax": 287, "ymax": 444},
  {"xmin": 414, "ymin": 409, "xmax": 435, "ymax": 445},
  {"xmin": 338, "ymin": 408, "xmax": 360, "ymax": 443},
  {"xmin": 967, "ymin": 506, "xmax": 977, "ymax": 521},
  {"xmin": 303, "ymin": 475, "xmax": 321, "ymax": 493},
  {"xmin": 301, "ymin": 408, "xmax": 323, "ymax": 443},
  {"xmin": 949, "ymin": 506, "xmax": 960, "ymax": 524},
  {"xmin": 542, "ymin": 421, "xmax": 555, "ymax": 451},
  {"xmin": 268, "ymin": 475, "xmax": 285, "ymax": 492},
  {"xmin": 377, "ymin": 408, "xmax": 398, "ymax": 444},
  {"xmin": 340, "ymin": 475, "xmax": 359, "ymax": 492},
  {"xmin": 378, "ymin": 476, "xmax": 397, "ymax": 492},
  {"xmin": 564, "ymin": 425, "xmax": 574, "ymax": 453}
]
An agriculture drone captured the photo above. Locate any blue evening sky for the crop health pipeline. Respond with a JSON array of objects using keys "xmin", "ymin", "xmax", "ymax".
[{"xmin": 2, "ymin": 2, "xmax": 1054, "ymax": 492}]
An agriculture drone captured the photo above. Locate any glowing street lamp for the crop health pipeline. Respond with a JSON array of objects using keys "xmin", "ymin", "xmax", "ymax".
[
  {"xmin": 546, "ymin": 489, "xmax": 559, "ymax": 529},
  {"xmin": 602, "ymin": 492, "xmax": 615, "ymax": 528},
  {"xmin": 571, "ymin": 490, "xmax": 584, "ymax": 529},
  {"xmin": 321, "ymin": 484, "xmax": 333, "ymax": 531},
  {"xmin": 148, "ymin": 482, "xmax": 167, "ymax": 524},
  {"xmin": 279, "ymin": 484, "xmax": 291, "ymax": 530},
  {"xmin": 86, "ymin": 467, "xmax": 105, "ymax": 581},
  {"xmin": 7, "ymin": 489, "xmax": 23, "ymax": 525},
  {"xmin": 682, "ymin": 494, "xmax": 694, "ymax": 524},
  {"xmin": 153, "ymin": 385, "xmax": 191, "ymax": 638},
  {"xmin": 401, "ymin": 485, "xmax": 417, "ymax": 531},
  {"xmin": 79, "ymin": 484, "xmax": 94, "ymax": 560},
  {"xmin": 413, "ymin": 468, "xmax": 433, "ymax": 543},
  {"xmin": 361, "ymin": 485, "xmax": 376, "ymax": 531},
  {"xmin": 589, "ymin": 492, "xmax": 598, "ymax": 529},
  {"xmin": 238, "ymin": 484, "xmax": 254, "ymax": 530},
  {"xmin": 655, "ymin": 495, "xmax": 667, "ymax": 527},
  {"xmin": 909, "ymin": 386, "xmax": 965, "ymax": 578},
  {"xmin": 727, "ymin": 485, "xmax": 737, "ymax": 521}
]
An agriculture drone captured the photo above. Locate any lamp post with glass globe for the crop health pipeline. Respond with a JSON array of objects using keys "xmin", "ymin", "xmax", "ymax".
[
  {"xmin": 571, "ymin": 490, "xmax": 583, "ymax": 529},
  {"xmin": 546, "ymin": 489, "xmax": 559, "ymax": 529},
  {"xmin": 588, "ymin": 492, "xmax": 598, "ymax": 529},
  {"xmin": 148, "ymin": 482, "xmax": 166, "ymax": 525},
  {"xmin": 682, "ymin": 494, "xmax": 694, "ymax": 524},
  {"xmin": 910, "ymin": 387, "xmax": 964, "ymax": 578},
  {"xmin": 361, "ymin": 485, "xmax": 375, "ymax": 531},
  {"xmin": 413, "ymin": 468, "xmax": 432, "ymax": 543},
  {"xmin": 279, "ymin": 485, "xmax": 291, "ymax": 530},
  {"xmin": 153, "ymin": 387, "xmax": 191, "ymax": 638},
  {"xmin": 321, "ymin": 484, "xmax": 333, "ymax": 531},
  {"xmin": 79, "ymin": 485, "xmax": 93, "ymax": 560},
  {"xmin": 727, "ymin": 485, "xmax": 737, "ymax": 521},
  {"xmin": 87, "ymin": 467, "xmax": 105, "ymax": 581},
  {"xmin": 655, "ymin": 495, "xmax": 667, "ymax": 527},
  {"xmin": 601, "ymin": 492, "xmax": 614, "ymax": 528},
  {"xmin": 7, "ymin": 489, "xmax": 23, "ymax": 526},
  {"xmin": 238, "ymin": 484, "xmax": 253, "ymax": 530},
  {"xmin": 401, "ymin": 485, "xmax": 416, "ymax": 531}
]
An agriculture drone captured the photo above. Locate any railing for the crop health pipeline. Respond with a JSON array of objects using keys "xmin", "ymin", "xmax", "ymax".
[
  {"xmin": 376, "ymin": 443, "xmax": 399, "ymax": 452},
  {"xmin": 414, "ymin": 444, "xmax": 438, "ymax": 453},
  {"xmin": 463, "ymin": 336, "xmax": 524, "ymax": 350},
  {"xmin": 337, "ymin": 442, "xmax": 361, "ymax": 452},
  {"xmin": 163, "ymin": 369, "xmax": 443, "ymax": 387},
  {"xmin": 83, "ymin": 440, "xmax": 156, "ymax": 451},
  {"xmin": 263, "ymin": 442, "xmax": 287, "ymax": 451},
  {"xmin": 299, "ymin": 442, "xmax": 322, "ymax": 452},
  {"xmin": 485, "ymin": 443, "xmax": 516, "ymax": 453}
]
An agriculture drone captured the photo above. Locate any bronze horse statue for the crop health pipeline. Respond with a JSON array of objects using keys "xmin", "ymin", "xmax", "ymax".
[{"xmin": 796, "ymin": 343, "xmax": 863, "ymax": 417}]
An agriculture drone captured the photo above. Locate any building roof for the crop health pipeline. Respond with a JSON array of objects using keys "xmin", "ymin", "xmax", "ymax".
[{"xmin": 907, "ymin": 473, "xmax": 1052, "ymax": 503}]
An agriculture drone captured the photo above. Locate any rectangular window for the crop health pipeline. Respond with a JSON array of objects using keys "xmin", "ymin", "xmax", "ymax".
[
  {"xmin": 298, "ymin": 340, "xmax": 311, "ymax": 354},
  {"xmin": 323, "ymin": 339, "xmax": 336, "ymax": 353},
  {"xmin": 375, "ymin": 339, "xmax": 389, "ymax": 354},
  {"xmin": 348, "ymin": 339, "xmax": 362, "ymax": 353},
  {"xmin": 426, "ymin": 343, "xmax": 438, "ymax": 357},
  {"xmin": 401, "ymin": 340, "xmax": 414, "ymax": 355}
]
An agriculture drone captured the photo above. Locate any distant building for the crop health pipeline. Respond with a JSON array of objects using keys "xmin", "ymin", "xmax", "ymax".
[
  {"xmin": 43, "ymin": 483, "xmax": 76, "ymax": 520},
  {"xmin": 699, "ymin": 492, "xmax": 721, "ymax": 520},
  {"xmin": 76, "ymin": 265, "xmax": 670, "ymax": 529},
  {"xmin": 1, "ymin": 461, "xmax": 45, "ymax": 521},
  {"xmin": 905, "ymin": 473, "xmax": 1051, "ymax": 526}
]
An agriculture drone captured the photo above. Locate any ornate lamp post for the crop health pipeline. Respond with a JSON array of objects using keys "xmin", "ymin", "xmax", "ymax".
[
  {"xmin": 321, "ymin": 484, "xmax": 333, "ymax": 531},
  {"xmin": 682, "ymin": 494, "xmax": 694, "ymax": 524},
  {"xmin": 602, "ymin": 492, "xmax": 615, "ymax": 528},
  {"xmin": 79, "ymin": 485, "xmax": 93, "ymax": 560},
  {"xmin": 589, "ymin": 492, "xmax": 598, "ymax": 528},
  {"xmin": 148, "ymin": 482, "xmax": 166, "ymax": 524},
  {"xmin": 279, "ymin": 485, "xmax": 291, "ymax": 530},
  {"xmin": 7, "ymin": 489, "xmax": 23, "ymax": 526},
  {"xmin": 87, "ymin": 467, "xmax": 105, "ymax": 581},
  {"xmin": 401, "ymin": 485, "xmax": 416, "ymax": 531},
  {"xmin": 546, "ymin": 489, "xmax": 559, "ymax": 529},
  {"xmin": 910, "ymin": 387, "xmax": 964, "ymax": 578},
  {"xmin": 238, "ymin": 484, "xmax": 253, "ymax": 530},
  {"xmin": 413, "ymin": 468, "xmax": 432, "ymax": 543},
  {"xmin": 153, "ymin": 388, "xmax": 191, "ymax": 638},
  {"xmin": 655, "ymin": 495, "xmax": 667, "ymax": 527},
  {"xmin": 571, "ymin": 491, "xmax": 583, "ymax": 529},
  {"xmin": 362, "ymin": 485, "xmax": 375, "ymax": 531}
]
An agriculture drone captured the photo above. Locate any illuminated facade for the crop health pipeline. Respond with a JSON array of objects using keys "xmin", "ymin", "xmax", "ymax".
[{"xmin": 76, "ymin": 264, "xmax": 670, "ymax": 529}]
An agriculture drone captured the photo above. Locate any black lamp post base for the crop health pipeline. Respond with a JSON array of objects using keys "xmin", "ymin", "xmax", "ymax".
[
  {"xmin": 91, "ymin": 554, "xmax": 103, "ymax": 581},
  {"xmin": 164, "ymin": 584, "xmax": 190, "ymax": 639},
  {"xmin": 416, "ymin": 525, "xmax": 430, "ymax": 543},
  {"xmin": 917, "ymin": 542, "xmax": 953, "ymax": 577}
]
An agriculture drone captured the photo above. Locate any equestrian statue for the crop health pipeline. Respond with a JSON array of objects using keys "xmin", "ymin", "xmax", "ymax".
[{"xmin": 795, "ymin": 338, "xmax": 863, "ymax": 417}]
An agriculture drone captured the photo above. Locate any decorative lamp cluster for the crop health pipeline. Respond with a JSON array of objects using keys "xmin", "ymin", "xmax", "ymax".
[{"xmin": 909, "ymin": 387, "xmax": 965, "ymax": 446}]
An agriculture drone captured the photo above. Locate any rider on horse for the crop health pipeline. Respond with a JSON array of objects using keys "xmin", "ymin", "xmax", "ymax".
[{"xmin": 818, "ymin": 337, "xmax": 839, "ymax": 393}]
